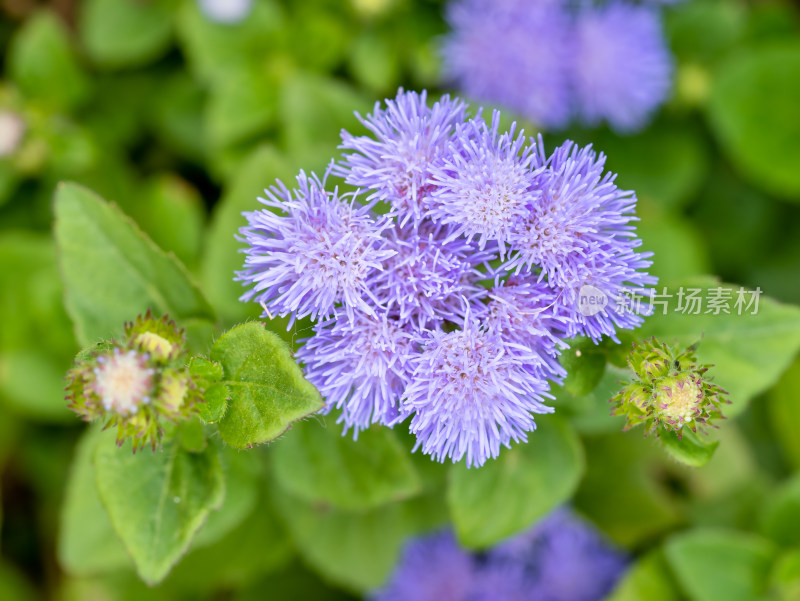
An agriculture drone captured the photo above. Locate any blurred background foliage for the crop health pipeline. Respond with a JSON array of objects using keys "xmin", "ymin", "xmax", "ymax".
[{"xmin": 1, "ymin": 0, "xmax": 800, "ymax": 599}]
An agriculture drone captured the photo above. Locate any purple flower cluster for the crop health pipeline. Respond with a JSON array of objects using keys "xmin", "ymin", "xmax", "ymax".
[
  {"xmin": 238, "ymin": 89, "xmax": 655, "ymax": 467},
  {"xmin": 373, "ymin": 509, "xmax": 629, "ymax": 601},
  {"xmin": 442, "ymin": 0, "xmax": 674, "ymax": 132}
]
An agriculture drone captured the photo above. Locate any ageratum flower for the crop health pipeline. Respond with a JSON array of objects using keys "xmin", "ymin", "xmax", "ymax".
[
  {"xmin": 573, "ymin": 1, "xmax": 673, "ymax": 132},
  {"xmin": 296, "ymin": 313, "xmax": 412, "ymax": 434},
  {"xmin": 402, "ymin": 312, "xmax": 554, "ymax": 468},
  {"xmin": 441, "ymin": 0, "xmax": 573, "ymax": 129},
  {"xmin": 368, "ymin": 222, "xmax": 493, "ymax": 329},
  {"xmin": 375, "ymin": 510, "xmax": 628, "ymax": 601},
  {"xmin": 373, "ymin": 531, "xmax": 476, "ymax": 601},
  {"xmin": 238, "ymin": 170, "xmax": 396, "ymax": 325},
  {"xmin": 428, "ymin": 112, "xmax": 541, "ymax": 256},
  {"xmin": 506, "ymin": 138, "xmax": 656, "ymax": 341},
  {"xmin": 491, "ymin": 509, "xmax": 629, "ymax": 601},
  {"xmin": 482, "ymin": 277, "xmax": 568, "ymax": 381},
  {"xmin": 335, "ymin": 89, "xmax": 466, "ymax": 226}
]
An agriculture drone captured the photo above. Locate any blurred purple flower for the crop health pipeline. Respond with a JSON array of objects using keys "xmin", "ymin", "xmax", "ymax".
[
  {"xmin": 335, "ymin": 89, "xmax": 466, "ymax": 226},
  {"xmin": 492, "ymin": 509, "xmax": 630, "ymax": 601},
  {"xmin": 441, "ymin": 0, "xmax": 573, "ymax": 129},
  {"xmin": 373, "ymin": 531, "xmax": 476, "ymax": 601},
  {"xmin": 573, "ymin": 1, "xmax": 673, "ymax": 132},
  {"xmin": 375, "ymin": 510, "xmax": 629, "ymax": 601},
  {"xmin": 237, "ymin": 170, "xmax": 395, "ymax": 326}
]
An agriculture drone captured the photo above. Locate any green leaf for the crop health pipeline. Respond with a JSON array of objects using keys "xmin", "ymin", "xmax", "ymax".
[
  {"xmin": 574, "ymin": 434, "xmax": 682, "ymax": 547},
  {"xmin": 447, "ymin": 416, "xmax": 584, "ymax": 548},
  {"xmin": 607, "ymin": 551, "xmax": 683, "ymax": 601},
  {"xmin": 176, "ymin": 0, "xmax": 286, "ymax": 84},
  {"xmin": 54, "ymin": 183, "xmax": 215, "ymax": 345},
  {"xmin": 769, "ymin": 548, "xmax": 800, "ymax": 601},
  {"xmin": 8, "ymin": 11, "xmax": 89, "ymax": 112},
  {"xmin": 147, "ymin": 72, "xmax": 208, "ymax": 164},
  {"xmin": 163, "ymin": 486, "xmax": 292, "ymax": 592},
  {"xmin": 279, "ymin": 72, "xmax": 371, "ymax": 171},
  {"xmin": 126, "ymin": 174, "xmax": 205, "ymax": 270},
  {"xmin": 0, "ymin": 232, "xmax": 76, "ymax": 422},
  {"xmin": 552, "ymin": 365, "xmax": 628, "ymax": 435},
  {"xmin": 664, "ymin": 529, "xmax": 776, "ymax": 601},
  {"xmin": 205, "ymin": 63, "xmax": 279, "ymax": 149},
  {"xmin": 348, "ymin": 30, "xmax": 400, "ymax": 93},
  {"xmin": 640, "ymin": 276, "xmax": 800, "ymax": 417},
  {"xmin": 708, "ymin": 43, "xmax": 800, "ymax": 199},
  {"xmin": 212, "ymin": 323, "xmax": 324, "ymax": 449},
  {"xmin": 271, "ymin": 417, "xmax": 421, "ymax": 511},
  {"xmin": 191, "ymin": 447, "xmax": 260, "ymax": 549},
  {"xmin": 767, "ymin": 356, "xmax": 800, "ymax": 471},
  {"xmin": 189, "ymin": 357, "xmax": 228, "ymax": 423},
  {"xmin": 759, "ymin": 473, "xmax": 800, "ymax": 548},
  {"xmin": 200, "ymin": 145, "xmax": 295, "ymax": 325},
  {"xmin": 595, "ymin": 121, "xmax": 709, "ymax": 211},
  {"xmin": 58, "ymin": 427, "xmax": 131, "ymax": 576},
  {"xmin": 659, "ymin": 429, "xmax": 719, "ymax": 468},
  {"xmin": 79, "ymin": 0, "xmax": 174, "ymax": 69},
  {"xmin": 93, "ymin": 437, "xmax": 225, "ymax": 584},
  {"xmin": 559, "ymin": 337, "xmax": 607, "ymax": 397},
  {"xmin": 637, "ymin": 205, "xmax": 711, "ymax": 283},
  {"xmin": 273, "ymin": 486, "xmax": 447, "ymax": 592}
]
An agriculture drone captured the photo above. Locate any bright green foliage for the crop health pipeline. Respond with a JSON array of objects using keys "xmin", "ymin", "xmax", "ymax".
[
  {"xmin": 447, "ymin": 416, "xmax": 584, "ymax": 548},
  {"xmin": 273, "ymin": 485, "xmax": 447, "ymax": 592},
  {"xmin": 664, "ymin": 530, "xmax": 776, "ymax": 601},
  {"xmin": 767, "ymin": 356, "xmax": 800, "ymax": 470},
  {"xmin": 212, "ymin": 323, "xmax": 324, "ymax": 448},
  {"xmin": 54, "ymin": 183, "xmax": 215, "ymax": 345},
  {"xmin": 94, "ymin": 436, "xmax": 225, "ymax": 584},
  {"xmin": 80, "ymin": 0, "xmax": 175, "ymax": 68},
  {"xmin": 271, "ymin": 417, "xmax": 421, "ymax": 511},
  {"xmin": 8, "ymin": 12, "xmax": 90, "ymax": 112},
  {"xmin": 607, "ymin": 551, "xmax": 683, "ymax": 601},
  {"xmin": 759, "ymin": 473, "xmax": 800, "ymax": 548},
  {"xmin": 58, "ymin": 427, "xmax": 131, "ymax": 576},
  {"xmin": 709, "ymin": 43, "xmax": 800, "ymax": 199}
]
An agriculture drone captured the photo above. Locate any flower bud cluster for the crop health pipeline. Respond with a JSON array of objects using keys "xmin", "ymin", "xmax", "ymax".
[
  {"xmin": 611, "ymin": 338, "xmax": 728, "ymax": 437},
  {"xmin": 65, "ymin": 312, "xmax": 201, "ymax": 450}
]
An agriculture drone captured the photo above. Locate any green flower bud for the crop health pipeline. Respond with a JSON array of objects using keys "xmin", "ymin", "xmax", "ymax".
[
  {"xmin": 125, "ymin": 311, "xmax": 184, "ymax": 364},
  {"xmin": 65, "ymin": 312, "xmax": 201, "ymax": 451},
  {"xmin": 611, "ymin": 337, "xmax": 728, "ymax": 439}
]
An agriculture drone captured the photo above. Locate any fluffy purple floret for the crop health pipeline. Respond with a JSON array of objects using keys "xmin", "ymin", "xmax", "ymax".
[
  {"xmin": 335, "ymin": 89, "xmax": 467, "ymax": 226},
  {"xmin": 401, "ymin": 312, "xmax": 554, "ymax": 468},
  {"xmin": 573, "ymin": 1, "xmax": 673, "ymax": 132},
  {"xmin": 482, "ymin": 277, "xmax": 569, "ymax": 381},
  {"xmin": 504, "ymin": 138, "xmax": 656, "ymax": 341},
  {"xmin": 441, "ymin": 0, "xmax": 573, "ymax": 129},
  {"xmin": 368, "ymin": 222, "xmax": 494, "ymax": 329},
  {"xmin": 427, "ymin": 112, "xmax": 542, "ymax": 256},
  {"xmin": 237, "ymin": 170, "xmax": 396, "ymax": 325},
  {"xmin": 296, "ymin": 313, "xmax": 412, "ymax": 434},
  {"xmin": 373, "ymin": 531, "xmax": 476, "ymax": 601},
  {"xmin": 492, "ymin": 509, "xmax": 630, "ymax": 601}
]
